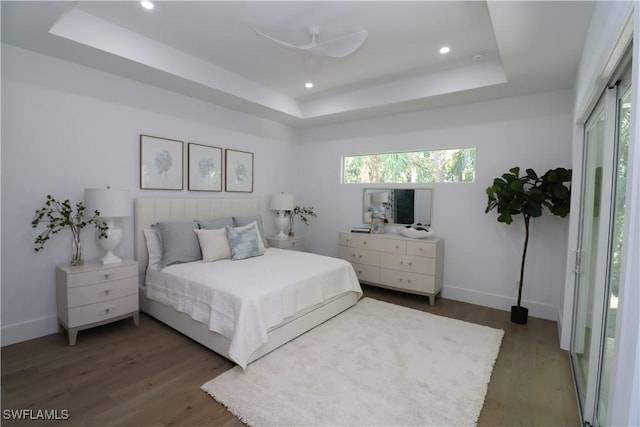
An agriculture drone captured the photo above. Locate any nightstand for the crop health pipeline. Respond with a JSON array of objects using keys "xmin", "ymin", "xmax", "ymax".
[
  {"xmin": 267, "ymin": 236, "xmax": 304, "ymax": 252},
  {"xmin": 56, "ymin": 259, "xmax": 139, "ymax": 345}
]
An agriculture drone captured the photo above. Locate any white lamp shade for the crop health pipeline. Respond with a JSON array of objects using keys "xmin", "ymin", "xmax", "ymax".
[
  {"xmin": 84, "ymin": 188, "xmax": 131, "ymax": 218},
  {"xmin": 270, "ymin": 192, "xmax": 294, "ymax": 211}
]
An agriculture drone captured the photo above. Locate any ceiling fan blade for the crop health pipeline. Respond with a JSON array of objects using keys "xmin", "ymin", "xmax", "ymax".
[
  {"xmin": 255, "ymin": 30, "xmax": 316, "ymax": 51},
  {"xmin": 310, "ymin": 30, "xmax": 368, "ymax": 58}
]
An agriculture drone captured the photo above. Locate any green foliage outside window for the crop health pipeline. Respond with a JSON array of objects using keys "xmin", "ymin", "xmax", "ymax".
[{"xmin": 342, "ymin": 147, "xmax": 476, "ymax": 184}]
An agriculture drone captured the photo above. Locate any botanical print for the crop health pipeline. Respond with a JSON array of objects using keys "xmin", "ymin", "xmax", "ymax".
[
  {"xmin": 225, "ymin": 149, "xmax": 253, "ymax": 192},
  {"xmin": 140, "ymin": 135, "xmax": 183, "ymax": 190},
  {"xmin": 155, "ymin": 150, "xmax": 173, "ymax": 178},
  {"xmin": 188, "ymin": 143, "xmax": 222, "ymax": 191}
]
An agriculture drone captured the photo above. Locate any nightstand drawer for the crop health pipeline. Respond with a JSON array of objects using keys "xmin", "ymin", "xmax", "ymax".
[
  {"xmin": 67, "ymin": 278, "xmax": 137, "ymax": 308},
  {"xmin": 66, "ymin": 264, "xmax": 137, "ymax": 287},
  {"xmin": 67, "ymin": 294, "xmax": 138, "ymax": 328}
]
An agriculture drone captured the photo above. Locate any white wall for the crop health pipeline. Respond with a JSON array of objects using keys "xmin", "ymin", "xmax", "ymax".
[
  {"xmin": 298, "ymin": 90, "xmax": 573, "ymax": 320},
  {"xmin": 1, "ymin": 45, "xmax": 300, "ymax": 345}
]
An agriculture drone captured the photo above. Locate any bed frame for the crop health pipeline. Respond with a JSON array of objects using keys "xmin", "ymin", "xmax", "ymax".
[{"xmin": 134, "ymin": 197, "xmax": 359, "ymax": 366}]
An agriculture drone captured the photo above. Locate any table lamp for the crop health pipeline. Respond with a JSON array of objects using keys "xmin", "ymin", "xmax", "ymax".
[{"xmin": 84, "ymin": 187, "xmax": 131, "ymax": 264}]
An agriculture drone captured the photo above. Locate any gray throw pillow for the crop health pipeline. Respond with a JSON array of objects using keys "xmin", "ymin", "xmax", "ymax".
[
  {"xmin": 233, "ymin": 215, "xmax": 269, "ymax": 248},
  {"xmin": 225, "ymin": 226, "xmax": 262, "ymax": 260},
  {"xmin": 154, "ymin": 221, "xmax": 202, "ymax": 268},
  {"xmin": 198, "ymin": 217, "xmax": 235, "ymax": 230}
]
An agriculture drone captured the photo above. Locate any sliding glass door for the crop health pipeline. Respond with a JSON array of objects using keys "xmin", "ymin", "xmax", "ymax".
[{"xmin": 571, "ymin": 65, "xmax": 631, "ymax": 426}]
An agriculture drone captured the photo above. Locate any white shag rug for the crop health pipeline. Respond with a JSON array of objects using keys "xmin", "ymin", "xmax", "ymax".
[{"xmin": 201, "ymin": 297, "xmax": 504, "ymax": 427}]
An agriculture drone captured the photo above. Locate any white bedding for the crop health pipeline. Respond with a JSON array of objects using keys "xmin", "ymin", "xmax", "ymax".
[{"xmin": 145, "ymin": 248, "xmax": 362, "ymax": 368}]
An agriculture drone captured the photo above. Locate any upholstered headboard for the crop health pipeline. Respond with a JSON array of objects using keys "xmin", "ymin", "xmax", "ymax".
[{"xmin": 134, "ymin": 198, "xmax": 259, "ymax": 278}]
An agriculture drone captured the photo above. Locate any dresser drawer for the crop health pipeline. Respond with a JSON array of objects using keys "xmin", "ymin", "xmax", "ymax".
[
  {"xmin": 67, "ymin": 294, "xmax": 138, "ymax": 328},
  {"xmin": 381, "ymin": 254, "xmax": 436, "ymax": 275},
  {"xmin": 338, "ymin": 246, "xmax": 380, "ymax": 267},
  {"xmin": 67, "ymin": 278, "xmax": 137, "ymax": 308},
  {"xmin": 406, "ymin": 241, "xmax": 437, "ymax": 258},
  {"xmin": 350, "ymin": 262, "xmax": 380, "ymax": 283},
  {"xmin": 379, "ymin": 269, "xmax": 437, "ymax": 294},
  {"xmin": 339, "ymin": 232, "xmax": 362, "ymax": 248},
  {"xmin": 66, "ymin": 264, "xmax": 138, "ymax": 288}
]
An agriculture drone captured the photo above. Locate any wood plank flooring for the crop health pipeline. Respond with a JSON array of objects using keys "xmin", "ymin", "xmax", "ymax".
[{"xmin": 1, "ymin": 285, "xmax": 580, "ymax": 426}]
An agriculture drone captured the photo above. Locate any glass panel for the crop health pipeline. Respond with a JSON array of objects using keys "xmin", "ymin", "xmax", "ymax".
[
  {"xmin": 572, "ymin": 102, "xmax": 606, "ymax": 404},
  {"xmin": 597, "ymin": 83, "xmax": 631, "ymax": 424},
  {"xmin": 342, "ymin": 147, "xmax": 476, "ymax": 184}
]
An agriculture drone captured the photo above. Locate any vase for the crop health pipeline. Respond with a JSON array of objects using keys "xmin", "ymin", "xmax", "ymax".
[
  {"xmin": 288, "ymin": 216, "xmax": 295, "ymax": 237},
  {"xmin": 70, "ymin": 230, "xmax": 83, "ymax": 266}
]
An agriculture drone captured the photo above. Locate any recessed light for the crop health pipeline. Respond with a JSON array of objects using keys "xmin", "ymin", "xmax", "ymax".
[
  {"xmin": 141, "ymin": 1, "xmax": 154, "ymax": 10},
  {"xmin": 473, "ymin": 53, "xmax": 485, "ymax": 61},
  {"xmin": 439, "ymin": 46, "xmax": 450, "ymax": 55},
  {"xmin": 305, "ymin": 82, "xmax": 314, "ymax": 89}
]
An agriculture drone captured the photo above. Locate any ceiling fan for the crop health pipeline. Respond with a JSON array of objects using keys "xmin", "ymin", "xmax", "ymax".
[{"xmin": 256, "ymin": 25, "xmax": 367, "ymax": 58}]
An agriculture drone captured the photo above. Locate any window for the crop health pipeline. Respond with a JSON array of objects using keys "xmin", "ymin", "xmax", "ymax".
[{"xmin": 342, "ymin": 147, "xmax": 476, "ymax": 184}]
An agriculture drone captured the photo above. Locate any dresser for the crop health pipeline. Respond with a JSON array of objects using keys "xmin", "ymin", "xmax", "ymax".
[
  {"xmin": 338, "ymin": 232, "xmax": 444, "ymax": 305},
  {"xmin": 56, "ymin": 259, "xmax": 139, "ymax": 345},
  {"xmin": 267, "ymin": 236, "xmax": 304, "ymax": 252}
]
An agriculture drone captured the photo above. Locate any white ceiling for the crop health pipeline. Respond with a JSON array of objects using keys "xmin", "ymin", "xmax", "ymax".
[{"xmin": 1, "ymin": 1, "xmax": 595, "ymax": 127}]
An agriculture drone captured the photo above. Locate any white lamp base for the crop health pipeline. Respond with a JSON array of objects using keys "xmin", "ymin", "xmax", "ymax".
[
  {"xmin": 100, "ymin": 252, "xmax": 123, "ymax": 265},
  {"xmin": 273, "ymin": 214, "xmax": 289, "ymax": 239},
  {"xmin": 98, "ymin": 219, "xmax": 124, "ymax": 264}
]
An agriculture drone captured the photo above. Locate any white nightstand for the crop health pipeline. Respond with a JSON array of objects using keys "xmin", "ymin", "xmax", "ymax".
[
  {"xmin": 267, "ymin": 236, "xmax": 305, "ymax": 252},
  {"xmin": 56, "ymin": 259, "xmax": 139, "ymax": 345}
]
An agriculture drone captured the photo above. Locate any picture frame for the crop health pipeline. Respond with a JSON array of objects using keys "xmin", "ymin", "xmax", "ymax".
[
  {"xmin": 370, "ymin": 218, "xmax": 385, "ymax": 234},
  {"xmin": 225, "ymin": 149, "xmax": 254, "ymax": 193},
  {"xmin": 140, "ymin": 135, "xmax": 183, "ymax": 190},
  {"xmin": 188, "ymin": 143, "xmax": 222, "ymax": 192}
]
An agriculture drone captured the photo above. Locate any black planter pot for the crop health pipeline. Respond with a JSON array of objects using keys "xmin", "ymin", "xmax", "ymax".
[{"xmin": 511, "ymin": 305, "xmax": 529, "ymax": 324}]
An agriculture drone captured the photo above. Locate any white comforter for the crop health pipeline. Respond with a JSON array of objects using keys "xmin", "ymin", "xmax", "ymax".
[{"xmin": 145, "ymin": 248, "xmax": 362, "ymax": 368}]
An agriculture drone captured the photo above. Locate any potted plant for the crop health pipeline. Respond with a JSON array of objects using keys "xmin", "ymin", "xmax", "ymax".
[
  {"xmin": 287, "ymin": 205, "xmax": 317, "ymax": 237},
  {"xmin": 485, "ymin": 167, "xmax": 572, "ymax": 324},
  {"xmin": 32, "ymin": 195, "xmax": 109, "ymax": 266}
]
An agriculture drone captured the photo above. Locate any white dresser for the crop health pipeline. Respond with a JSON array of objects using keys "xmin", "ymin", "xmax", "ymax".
[
  {"xmin": 338, "ymin": 232, "xmax": 444, "ymax": 305},
  {"xmin": 56, "ymin": 259, "xmax": 139, "ymax": 345}
]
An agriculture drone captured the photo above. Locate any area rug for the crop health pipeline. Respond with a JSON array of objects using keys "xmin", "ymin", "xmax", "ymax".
[{"xmin": 201, "ymin": 297, "xmax": 504, "ymax": 426}]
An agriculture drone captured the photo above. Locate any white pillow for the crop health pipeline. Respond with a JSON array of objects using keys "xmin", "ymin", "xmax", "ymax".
[
  {"xmin": 144, "ymin": 227, "xmax": 162, "ymax": 270},
  {"xmin": 235, "ymin": 221, "xmax": 266, "ymax": 253},
  {"xmin": 194, "ymin": 228, "xmax": 232, "ymax": 262}
]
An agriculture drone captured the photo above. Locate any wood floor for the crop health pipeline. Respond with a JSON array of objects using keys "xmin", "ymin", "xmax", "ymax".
[{"xmin": 1, "ymin": 285, "xmax": 581, "ymax": 426}]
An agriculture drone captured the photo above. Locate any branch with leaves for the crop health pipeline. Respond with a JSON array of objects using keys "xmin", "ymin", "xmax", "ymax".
[{"xmin": 32, "ymin": 195, "xmax": 108, "ymax": 252}]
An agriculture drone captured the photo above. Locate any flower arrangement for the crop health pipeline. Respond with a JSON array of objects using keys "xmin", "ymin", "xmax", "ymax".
[
  {"xmin": 32, "ymin": 195, "xmax": 109, "ymax": 265},
  {"xmin": 287, "ymin": 205, "xmax": 317, "ymax": 237}
]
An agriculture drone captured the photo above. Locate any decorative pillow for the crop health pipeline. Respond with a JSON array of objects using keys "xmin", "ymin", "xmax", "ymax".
[
  {"xmin": 193, "ymin": 228, "xmax": 231, "ymax": 262},
  {"xmin": 233, "ymin": 215, "xmax": 269, "ymax": 249},
  {"xmin": 235, "ymin": 221, "xmax": 267, "ymax": 253},
  {"xmin": 225, "ymin": 225, "xmax": 262, "ymax": 261},
  {"xmin": 144, "ymin": 227, "xmax": 162, "ymax": 270},
  {"xmin": 198, "ymin": 217, "xmax": 235, "ymax": 230},
  {"xmin": 154, "ymin": 221, "xmax": 202, "ymax": 268}
]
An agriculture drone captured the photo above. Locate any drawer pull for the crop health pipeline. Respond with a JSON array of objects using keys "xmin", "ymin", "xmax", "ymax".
[
  {"xmin": 357, "ymin": 270, "xmax": 363, "ymax": 274},
  {"xmin": 104, "ymin": 273, "xmax": 111, "ymax": 279},
  {"xmin": 291, "ymin": 242, "xmax": 296, "ymax": 246},
  {"xmin": 395, "ymin": 245, "xmax": 399, "ymax": 249},
  {"xmin": 104, "ymin": 289, "xmax": 113, "ymax": 295},
  {"xmin": 363, "ymin": 241, "xmax": 367, "ymax": 245}
]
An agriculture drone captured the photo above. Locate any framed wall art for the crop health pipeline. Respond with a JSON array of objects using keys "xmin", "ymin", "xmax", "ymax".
[
  {"xmin": 188, "ymin": 143, "xmax": 222, "ymax": 192},
  {"xmin": 140, "ymin": 135, "xmax": 183, "ymax": 190},
  {"xmin": 225, "ymin": 149, "xmax": 254, "ymax": 193}
]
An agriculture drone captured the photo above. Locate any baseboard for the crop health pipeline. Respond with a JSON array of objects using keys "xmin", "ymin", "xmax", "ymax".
[
  {"xmin": 442, "ymin": 285, "xmax": 559, "ymax": 321},
  {"xmin": 1, "ymin": 315, "xmax": 60, "ymax": 347}
]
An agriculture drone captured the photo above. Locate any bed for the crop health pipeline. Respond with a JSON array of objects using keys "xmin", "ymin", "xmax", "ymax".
[{"xmin": 135, "ymin": 198, "xmax": 362, "ymax": 368}]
